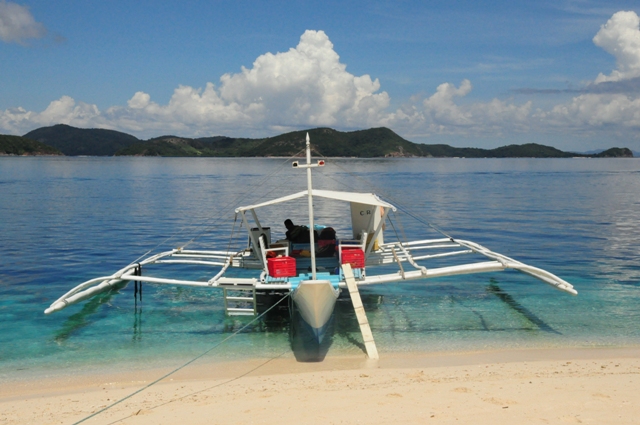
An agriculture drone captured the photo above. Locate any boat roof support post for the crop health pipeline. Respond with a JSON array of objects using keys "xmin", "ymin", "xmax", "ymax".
[
  {"xmin": 240, "ymin": 210, "xmax": 267, "ymax": 269},
  {"xmin": 365, "ymin": 208, "xmax": 376, "ymax": 240},
  {"xmin": 249, "ymin": 208, "xmax": 263, "ymax": 232},
  {"xmin": 366, "ymin": 207, "xmax": 391, "ymax": 254}
]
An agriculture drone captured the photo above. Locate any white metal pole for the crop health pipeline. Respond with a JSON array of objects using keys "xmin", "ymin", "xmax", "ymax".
[{"xmin": 305, "ymin": 133, "xmax": 317, "ymax": 280}]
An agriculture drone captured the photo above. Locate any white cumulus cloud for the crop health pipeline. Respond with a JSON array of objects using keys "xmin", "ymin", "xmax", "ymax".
[
  {"xmin": 218, "ymin": 30, "xmax": 389, "ymax": 128},
  {"xmin": 0, "ymin": 0, "xmax": 46, "ymax": 45},
  {"xmin": 386, "ymin": 80, "xmax": 532, "ymax": 137},
  {"xmin": 422, "ymin": 80, "xmax": 474, "ymax": 127},
  {"xmin": 0, "ymin": 96, "xmax": 104, "ymax": 134},
  {"xmin": 102, "ymin": 30, "xmax": 390, "ymax": 136},
  {"xmin": 593, "ymin": 11, "xmax": 640, "ymax": 83},
  {"xmin": 537, "ymin": 11, "xmax": 640, "ymax": 136},
  {"xmin": 536, "ymin": 92, "xmax": 640, "ymax": 132}
]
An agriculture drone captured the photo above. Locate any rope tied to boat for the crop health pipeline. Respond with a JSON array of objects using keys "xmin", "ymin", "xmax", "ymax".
[{"xmin": 311, "ymin": 147, "xmax": 456, "ymax": 243}]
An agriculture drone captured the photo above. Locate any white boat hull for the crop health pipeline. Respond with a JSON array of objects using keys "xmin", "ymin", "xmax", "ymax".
[{"xmin": 292, "ymin": 280, "xmax": 339, "ymax": 333}]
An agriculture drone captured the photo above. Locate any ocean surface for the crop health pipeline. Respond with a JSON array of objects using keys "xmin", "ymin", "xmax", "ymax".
[{"xmin": 1, "ymin": 156, "xmax": 639, "ymax": 379}]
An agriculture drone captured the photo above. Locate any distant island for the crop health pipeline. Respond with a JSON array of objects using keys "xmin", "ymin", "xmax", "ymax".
[
  {"xmin": 0, "ymin": 134, "xmax": 63, "ymax": 156},
  {"xmin": 1, "ymin": 124, "xmax": 633, "ymax": 158}
]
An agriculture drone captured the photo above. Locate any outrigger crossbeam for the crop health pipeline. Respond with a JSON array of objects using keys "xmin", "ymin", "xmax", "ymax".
[{"xmin": 45, "ymin": 235, "xmax": 575, "ymax": 316}]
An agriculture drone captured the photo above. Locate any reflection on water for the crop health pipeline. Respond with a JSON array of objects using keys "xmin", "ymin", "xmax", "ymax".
[
  {"xmin": 132, "ymin": 306, "xmax": 142, "ymax": 342},
  {"xmin": 54, "ymin": 285, "xmax": 124, "ymax": 342},
  {"xmin": 1, "ymin": 157, "xmax": 640, "ymax": 371},
  {"xmin": 485, "ymin": 279, "xmax": 560, "ymax": 335},
  {"xmin": 289, "ymin": 310, "xmax": 334, "ymax": 362}
]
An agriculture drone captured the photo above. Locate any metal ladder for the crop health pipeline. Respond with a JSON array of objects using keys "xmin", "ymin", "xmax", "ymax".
[{"xmin": 222, "ymin": 286, "xmax": 257, "ymax": 316}]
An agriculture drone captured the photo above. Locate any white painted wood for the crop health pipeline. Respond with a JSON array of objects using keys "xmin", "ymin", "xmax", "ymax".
[{"xmin": 342, "ymin": 263, "xmax": 379, "ymax": 360}]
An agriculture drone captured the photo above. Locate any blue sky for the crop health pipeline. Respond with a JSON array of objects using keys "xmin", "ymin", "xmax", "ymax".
[{"xmin": 1, "ymin": 0, "xmax": 640, "ymax": 151}]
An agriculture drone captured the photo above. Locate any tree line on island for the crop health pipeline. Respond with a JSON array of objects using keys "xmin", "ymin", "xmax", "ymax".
[{"xmin": 0, "ymin": 124, "xmax": 634, "ymax": 158}]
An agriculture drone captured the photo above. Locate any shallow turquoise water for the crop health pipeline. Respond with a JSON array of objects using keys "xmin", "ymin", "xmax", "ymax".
[{"xmin": 1, "ymin": 157, "xmax": 639, "ymax": 378}]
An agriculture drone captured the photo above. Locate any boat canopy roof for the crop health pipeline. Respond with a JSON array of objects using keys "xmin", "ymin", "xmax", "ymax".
[{"xmin": 235, "ymin": 189, "xmax": 397, "ymax": 213}]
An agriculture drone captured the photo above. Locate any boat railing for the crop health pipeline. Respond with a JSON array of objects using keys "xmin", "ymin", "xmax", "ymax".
[
  {"xmin": 153, "ymin": 249, "xmax": 236, "ymax": 267},
  {"xmin": 367, "ymin": 238, "xmax": 474, "ymax": 266}
]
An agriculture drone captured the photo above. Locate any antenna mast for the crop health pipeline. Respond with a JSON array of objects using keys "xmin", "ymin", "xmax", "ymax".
[{"xmin": 292, "ymin": 133, "xmax": 325, "ymax": 280}]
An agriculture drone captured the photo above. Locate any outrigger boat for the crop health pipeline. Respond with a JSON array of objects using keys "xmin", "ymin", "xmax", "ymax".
[{"xmin": 45, "ymin": 134, "xmax": 577, "ymax": 359}]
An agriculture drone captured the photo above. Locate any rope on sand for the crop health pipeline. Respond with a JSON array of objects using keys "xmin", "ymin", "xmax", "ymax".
[{"xmin": 71, "ymin": 293, "xmax": 291, "ymax": 425}]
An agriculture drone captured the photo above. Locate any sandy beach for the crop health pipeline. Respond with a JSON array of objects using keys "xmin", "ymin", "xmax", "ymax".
[{"xmin": 2, "ymin": 346, "xmax": 639, "ymax": 425}]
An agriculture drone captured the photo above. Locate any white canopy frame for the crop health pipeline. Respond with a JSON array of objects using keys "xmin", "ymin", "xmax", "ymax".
[
  {"xmin": 235, "ymin": 189, "xmax": 397, "ymax": 213},
  {"xmin": 235, "ymin": 189, "xmax": 398, "ymax": 265}
]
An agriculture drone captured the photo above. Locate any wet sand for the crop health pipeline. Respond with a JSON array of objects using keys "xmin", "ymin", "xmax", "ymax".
[{"xmin": 2, "ymin": 347, "xmax": 639, "ymax": 424}]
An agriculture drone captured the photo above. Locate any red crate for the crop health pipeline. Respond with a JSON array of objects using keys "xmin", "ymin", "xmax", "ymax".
[
  {"xmin": 267, "ymin": 256, "xmax": 297, "ymax": 277},
  {"xmin": 341, "ymin": 248, "xmax": 365, "ymax": 268}
]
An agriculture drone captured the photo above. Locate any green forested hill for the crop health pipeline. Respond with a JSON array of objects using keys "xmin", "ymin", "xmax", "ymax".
[
  {"xmin": 116, "ymin": 127, "xmax": 633, "ymax": 158},
  {"xmin": 115, "ymin": 135, "xmax": 264, "ymax": 156},
  {"xmin": 18, "ymin": 124, "xmax": 634, "ymax": 158},
  {"xmin": 24, "ymin": 124, "xmax": 140, "ymax": 156},
  {"xmin": 593, "ymin": 147, "xmax": 634, "ymax": 158},
  {"xmin": 0, "ymin": 135, "xmax": 62, "ymax": 155},
  {"xmin": 244, "ymin": 127, "xmax": 424, "ymax": 157},
  {"xmin": 115, "ymin": 128, "xmax": 416, "ymax": 157},
  {"xmin": 473, "ymin": 143, "xmax": 575, "ymax": 158}
]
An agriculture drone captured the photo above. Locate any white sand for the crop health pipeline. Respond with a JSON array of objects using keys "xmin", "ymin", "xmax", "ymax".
[{"xmin": 2, "ymin": 347, "xmax": 639, "ymax": 424}]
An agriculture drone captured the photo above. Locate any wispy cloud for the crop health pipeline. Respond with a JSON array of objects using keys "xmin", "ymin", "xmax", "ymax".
[
  {"xmin": 0, "ymin": 0, "xmax": 46, "ymax": 45},
  {"xmin": 513, "ymin": 77, "xmax": 640, "ymax": 95}
]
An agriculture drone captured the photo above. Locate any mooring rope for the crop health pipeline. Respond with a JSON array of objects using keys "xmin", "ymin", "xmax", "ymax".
[
  {"xmin": 68, "ymin": 149, "xmax": 316, "ymax": 425},
  {"xmin": 178, "ymin": 149, "xmax": 307, "ymax": 251},
  {"xmin": 70, "ymin": 292, "xmax": 291, "ymax": 425},
  {"xmin": 128, "ymin": 150, "xmax": 305, "ymax": 266},
  {"xmin": 311, "ymin": 150, "xmax": 456, "ymax": 242},
  {"xmin": 103, "ymin": 349, "xmax": 289, "ymax": 425}
]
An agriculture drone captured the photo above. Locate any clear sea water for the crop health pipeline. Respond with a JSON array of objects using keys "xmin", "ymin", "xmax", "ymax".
[{"xmin": 1, "ymin": 156, "xmax": 639, "ymax": 379}]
